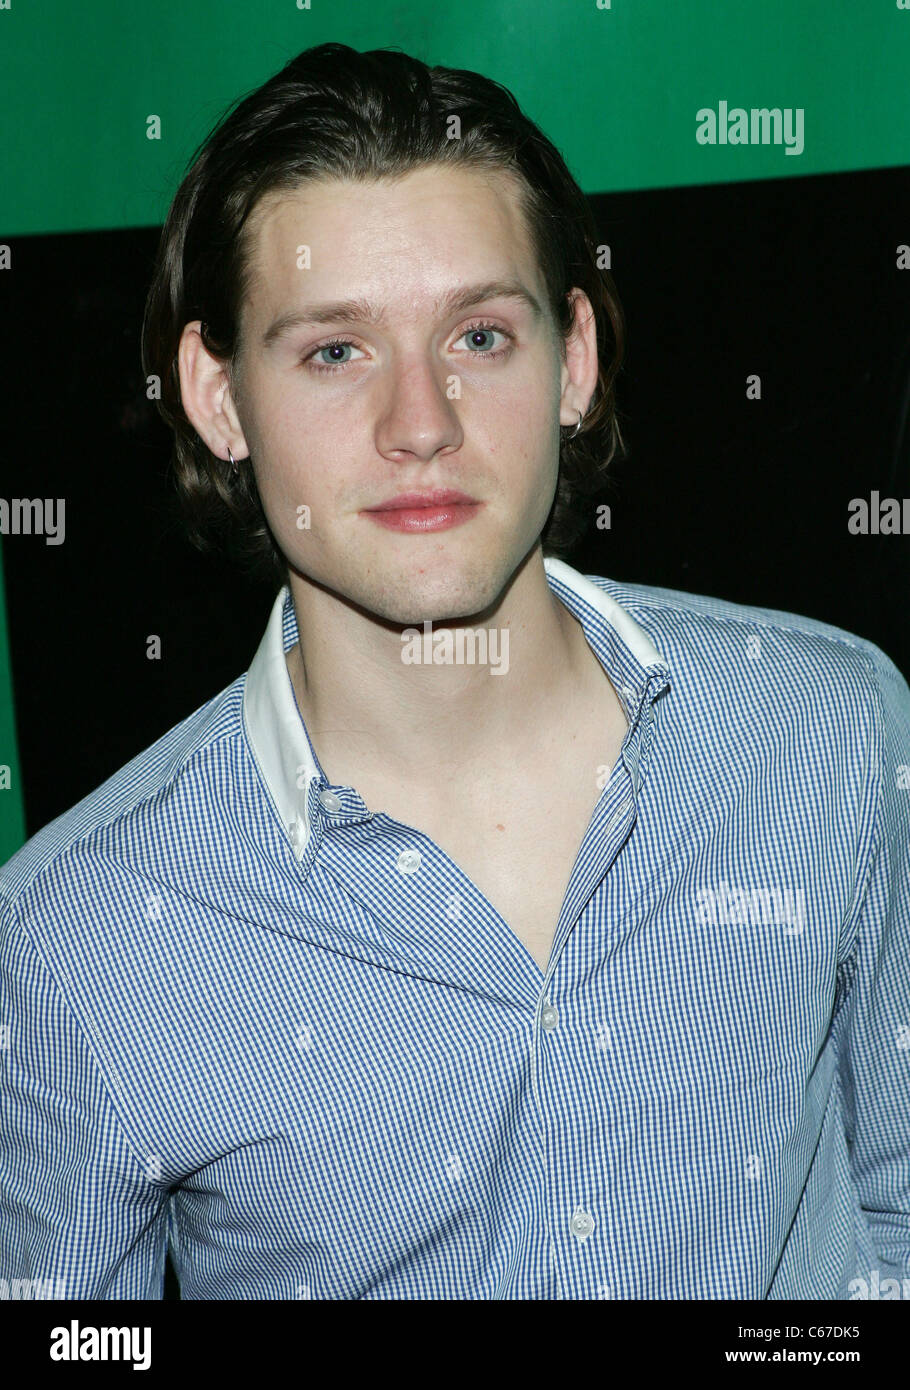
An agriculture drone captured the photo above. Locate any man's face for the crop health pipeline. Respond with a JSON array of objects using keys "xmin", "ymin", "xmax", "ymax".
[{"xmin": 230, "ymin": 165, "xmax": 568, "ymax": 624}]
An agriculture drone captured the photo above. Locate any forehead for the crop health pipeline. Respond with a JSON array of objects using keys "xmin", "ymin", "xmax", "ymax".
[{"xmin": 240, "ymin": 165, "xmax": 544, "ymax": 325}]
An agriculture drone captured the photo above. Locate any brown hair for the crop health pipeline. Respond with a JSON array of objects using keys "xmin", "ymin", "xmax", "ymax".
[{"xmin": 141, "ymin": 42, "xmax": 626, "ymax": 588}]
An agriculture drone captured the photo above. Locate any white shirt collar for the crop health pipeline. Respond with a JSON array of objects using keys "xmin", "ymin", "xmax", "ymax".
[{"xmin": 242, "ymin": 556, "xmax": 665, "ymax": 860}]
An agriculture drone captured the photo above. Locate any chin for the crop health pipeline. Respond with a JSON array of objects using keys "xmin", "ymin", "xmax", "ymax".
[{"xmin": 365, "ymin": 568, "xmax": 506, "ymax": 628}]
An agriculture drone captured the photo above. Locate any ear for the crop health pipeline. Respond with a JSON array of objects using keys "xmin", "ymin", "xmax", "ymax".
[
  {"xmin": 177, "ymin": 321, "xmax": 250, "ymax": 462},
  {"xmin": 558, "ymin": 289, "xmax": 600, "ymax": 428}
]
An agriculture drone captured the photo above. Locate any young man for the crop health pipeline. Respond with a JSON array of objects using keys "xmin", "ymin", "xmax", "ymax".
[{"xmin": 1, "ymin": 43, "xmax": 908, "ymax": 1301}]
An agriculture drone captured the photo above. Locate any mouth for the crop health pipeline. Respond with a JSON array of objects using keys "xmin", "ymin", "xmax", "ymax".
[{"xmin": 361, "ymin": 489, "xmax": 483, "ymax": 534}]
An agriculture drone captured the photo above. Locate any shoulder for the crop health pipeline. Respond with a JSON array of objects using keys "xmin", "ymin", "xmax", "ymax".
[
  {"xmin": 586, "ymin": 571, "xmax": 904, "ymax": 700},
  {"xmin": 0, "ymin": 674, "xmax": 247, "ymax": 938}
]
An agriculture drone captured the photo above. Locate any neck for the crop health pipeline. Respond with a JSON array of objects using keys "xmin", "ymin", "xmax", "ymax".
[{"xmin": 285, "ymin": 548, "xmax": 592, "ymax": 790}]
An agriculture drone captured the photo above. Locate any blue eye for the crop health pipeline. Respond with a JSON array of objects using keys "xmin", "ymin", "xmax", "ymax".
[
  {"xmin": 462, "ymin": 326, "xmax": 505, "ymax": 353},
  {"xmin": 314, "ymin": 342, "xmax": 359, "ymax": 369},
  {"xmin": 458, "ymin": 322, "xmax": 513, "ymax": 358}
]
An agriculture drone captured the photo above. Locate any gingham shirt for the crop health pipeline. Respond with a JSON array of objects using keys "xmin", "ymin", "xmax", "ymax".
[{"xmin": 1, "ymin": 557, "xmax": 909, "ymax": 1300}]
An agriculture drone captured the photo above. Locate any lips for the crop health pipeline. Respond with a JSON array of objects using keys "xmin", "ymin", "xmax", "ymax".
[
  {"xmin": 365, "ymin": 489, "xmax": 479, "ymax": 512},
  {"xmin": 361, "ymin": 490, "xmax": 483, "ymax": 534}
]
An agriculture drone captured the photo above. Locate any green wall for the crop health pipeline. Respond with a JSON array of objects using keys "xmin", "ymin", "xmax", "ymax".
[{"xmin": 1, "ymin": 0, "xmax": 909, "ymax": 237}]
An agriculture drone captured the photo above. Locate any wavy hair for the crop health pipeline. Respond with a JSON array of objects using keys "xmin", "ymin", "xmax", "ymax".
[{"xmin": 141, "ymin": 42, "xmax": 626, "ymax": 588}]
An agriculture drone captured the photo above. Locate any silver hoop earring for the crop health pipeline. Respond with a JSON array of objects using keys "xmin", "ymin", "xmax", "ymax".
[
  {"xmin": 571, "ymin": 408, "xmax": 584, "ymax": 439},
  {"xmin": 227, "ymin": 446, "xmax": 238, "ymax": 476}
]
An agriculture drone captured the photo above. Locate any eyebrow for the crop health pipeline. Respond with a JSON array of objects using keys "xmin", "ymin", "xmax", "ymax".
[{"xmin": 260, "ymin": 278, "xmax": 544, "ymax": 348}]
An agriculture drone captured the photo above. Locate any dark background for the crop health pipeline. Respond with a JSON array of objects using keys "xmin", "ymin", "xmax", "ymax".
[{"xmin": 2, "ymin": 164, "xmax": 909, "ymax": 1297}]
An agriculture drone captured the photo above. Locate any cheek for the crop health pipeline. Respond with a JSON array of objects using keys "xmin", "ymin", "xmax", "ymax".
[
  {"xmin": 505, "ymin": 388, "xmax": 559, "ymax": 461},
  {"xmin": 249, "ymin": 394, "xmax": 319, "ymax": 483},
  {"xmin": 479, "ymin": 366, "xmax": 555, "ymax": 441}
]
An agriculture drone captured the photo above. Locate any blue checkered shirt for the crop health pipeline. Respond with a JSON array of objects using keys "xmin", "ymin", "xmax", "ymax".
[{"xmin": 2, "ymin": 558, "xmax": 909, "ymax": 1299}]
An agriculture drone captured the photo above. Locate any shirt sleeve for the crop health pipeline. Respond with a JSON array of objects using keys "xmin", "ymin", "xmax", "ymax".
[
  {"xmin": 0, "ymin": 898, "xmax": 169, "ymax": 1299},
  {"xmin": 833, "ymin": 641, "xmax": 910, "ymax": 1279}
]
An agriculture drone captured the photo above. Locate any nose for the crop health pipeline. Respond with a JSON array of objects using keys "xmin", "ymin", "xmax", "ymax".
[{"xmin": 374, "ymin": 353, "xmax": 464, "ymax": 463}]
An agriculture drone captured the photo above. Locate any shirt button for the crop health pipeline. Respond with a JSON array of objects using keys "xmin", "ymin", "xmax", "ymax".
[
  {"xmin": 396, "ymin": 848, "xmax": 422, "ymax": 875},
  {"xmin": 541, "ymin": 1003, "xmax": 559, "ymax": 1030},
  {"xmin": 570, "ymin": 1208, "xmax": 595, "ymax": 1240},
  {"xmin": 318, "ymin": 789, "xmax": 342, "ymax": 813},
  {"xmin": 288, "ymin": 818, "xmax": 308, "ymax": 857}
]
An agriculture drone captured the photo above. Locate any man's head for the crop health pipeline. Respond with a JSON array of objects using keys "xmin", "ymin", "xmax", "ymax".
[{"xmin": 142, "ymin": 43, "xmax": 625, "ymax": 613}]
